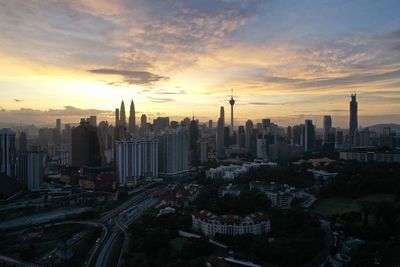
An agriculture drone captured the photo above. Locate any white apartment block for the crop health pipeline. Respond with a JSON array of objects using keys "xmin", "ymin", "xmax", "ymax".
[
  {"xmin": 192, "ymin": 210, "xmax": 271, "ymax": 237},
  {"xmin": 116, "ymin": 138, "xmax": 158, "ymax": 186}
]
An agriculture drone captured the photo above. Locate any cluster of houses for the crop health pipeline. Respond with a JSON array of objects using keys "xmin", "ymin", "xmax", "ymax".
[{"xmin": 160, "ymin": 183, "xmax": 200, "ymax": 208}]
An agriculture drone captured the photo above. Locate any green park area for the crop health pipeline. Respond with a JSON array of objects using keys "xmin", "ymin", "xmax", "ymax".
[{"xmin": 312, "ymin": 193, "xmax": 398, "ymax": 218}]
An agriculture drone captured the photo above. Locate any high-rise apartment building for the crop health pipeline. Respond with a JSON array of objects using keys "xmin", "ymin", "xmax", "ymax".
[
  {"xmin": 0, "ymin": 128, "xmax": 16, "ymax": 177},
  {"xmin": 216, "ymin": 107, "xmax": 225, "ymax": 158},
  {"xmin": 304, "ymin": 120, "xmax": 315, "ymax": 152},
  {"xmin": 323, "ymin": 115, "xmax": 332, "ymax": 144},
  {"xmin": 158, "ymin": 128, "xmax": 189, "ymax": 177},
  {"xmin": 17, "ymin": 150, "xmax": 44, "ymax": 191},
  {"xmin": 116, "ymin": 138, "xmax": 158, "ymax": 186}
]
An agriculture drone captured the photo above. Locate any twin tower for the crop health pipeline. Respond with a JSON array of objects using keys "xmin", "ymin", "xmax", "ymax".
[{"xmin": 115, "ymin": 100, "xmax": 136, "ymax": 134}]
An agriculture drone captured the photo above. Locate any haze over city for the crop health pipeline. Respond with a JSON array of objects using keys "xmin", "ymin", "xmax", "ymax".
[{"xmin": 1, "ymin": 0, "xmax": 400, "ymax": 127}]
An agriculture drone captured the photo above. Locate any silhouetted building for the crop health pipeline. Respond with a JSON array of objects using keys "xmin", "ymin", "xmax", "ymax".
[
  {"xmin": 336, "ymin": 130, "xmax": 344, "ymax": 146},
  {"xmin": 71, "ymin": 119, "xmax": 101, "ymax": 167},
  {"xmin": 304, "ymin": 120, "xmax": 315, "ymax": 152},
  {"xmin": 17, "ymin": 150, "xmax": 44, "ymax": 191},
  {"xmin": 129, "ymin": 100, "xmax": 136, "ymax": 135},
  {"xmin": 262, "ymin": 119, "xmax": 271, "ymax": 130},
  {"xmin": 238, "ymin": 126, "xmax": 245, "ymax": 148},
  {"xmin": 120, "ymin": 100, "xmax": 126, "ymax": 128},
  {"xmin": 189, "ymin": 117, "xmax": 199, "ymax": 164},
  {"xmin": 140, "ymin": 114, "xmax": 147, "ymax": 137},
  {"xmin": 88, "ymin": 116, "xmax": 97, "ymax": 127},
  {"xmin": 216, "ymin": 107, "xmax": 225, "ymax": 158},
  {"xmin": 224, "ymin": 126, "xmax": 230, "ymax": 147},
  {"xmin": 323, "ymin": 115, "xmax": 332, "ymax": 144},
  {"xmin": 0, "ymin": 128, "xmax": 16, "ymax": 177},
  {"xmin": 115, "ymin": 108, "xmax": 120, "ymax": 127},
  {"xmin": 170, "ymin": 121, "xmax": 179, "ymax": 129},
  {"xmin": 229, "ymin": 90, "xmax": 235, "ymax": 137},
  {"xmin": 287, "ymin": 126, "xmax": 292, "ymax": 140},
  {"xmin": 154, "ymin": 117, "xmax": 170, "ymax": 133},
  {"xmin": 350, "ymin": 93, "xmax": 358, "ymax": 144},
  {"xmin": 158, "ymin": 128, "xmax": 189, "ymax": 177},
  {"xmin": 200, "ymin": 139, "xmax": 208, "ymax": 162},
  {"xmin": 245, "ymin": 120, "xmax": 253, "ymax": 152},
  {"xmin": 19, "ymin": 132, "xmax": 28, "ymax": 153},
  {"xmin": 56, "ymin": 119, "xmax": 61, "ymax": 134}
]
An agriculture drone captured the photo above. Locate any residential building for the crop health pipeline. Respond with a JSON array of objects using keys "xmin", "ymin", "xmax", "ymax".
[
  {"xmin": 116, "ymin": 138, "xmax": 158, "ymax": 186},
  {"xmin": 192, "ymin": 210, "xmax": 271, "ymax": 237}
]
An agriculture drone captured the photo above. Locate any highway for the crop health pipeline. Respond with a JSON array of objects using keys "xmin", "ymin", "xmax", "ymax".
[
  {"xmin": 87, "ymin": 186, "xmax": 162, "ymax": 267},
  {"xmin": 94, "ymin": 197, "xmax": 159, "ymax": 267}
]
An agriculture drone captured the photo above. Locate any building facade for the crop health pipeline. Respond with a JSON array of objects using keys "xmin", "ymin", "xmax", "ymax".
[
  {"xmin": 192, "ymin": 210, "xmax": 270, "ymax": 237},
  {"xmin": 0, "ymin": 128, "xmax": 16, "ymax": 177},
  {"xmin": 349, "ymin": 93, "xmax": 358, "ymax": 143},
  {"xmin": 116, "ymin": 138, "xmax": 158, "ymax": 186},
  {"xmin": 71, "ymin": 119, "xmax": 101, "ymax": 167},
  {"xmin": 17, "ymin": 151, "xmax": 44, "ymax": 191},
  {"xmin": 158, "ymin": 128, "xmax": 189, "ymax": 177}
]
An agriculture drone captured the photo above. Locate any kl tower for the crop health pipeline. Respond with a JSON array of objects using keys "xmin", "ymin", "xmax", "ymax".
[{"xmin": 229, "ymin": 89, "xmax": 235, "ymax": 136}]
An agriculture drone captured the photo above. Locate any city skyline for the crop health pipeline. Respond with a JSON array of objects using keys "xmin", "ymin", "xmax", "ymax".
[{"xmin": 1, "ymin": 0, "xmax": 400, "ymax": 127}]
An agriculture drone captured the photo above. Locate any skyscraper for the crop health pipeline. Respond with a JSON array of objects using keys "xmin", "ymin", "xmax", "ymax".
[
  {"xmin": 229, "ymin": 89, "xmax": 235, "ymax": 136},
  {"xmin": 115, "ymin": 108, "xmax": 120, "ymax": 126},
  {"xmin": 56, "ymin": 119, "xmax": 61, "ymax": 134},
  {"xmin": 71, "ymin": 119, "xmax": 101, "ymax": 167},
  {"xmin": 350, "ymin": 93, "xmax": 358, "ymax": 143},
  {"xmin": 245, "ymin": 119, "xmax": 253, "ymax": 152},
  {"xmin": 140, "ymin": 114, "xmax": 147, "ymax": 137},
  {"xmin": 120, "ymin": 100, "xmax": 126, "ymax": 128},
  {"xmin": 129, "ymin": 100, "xmax": 136, "ymax": 135},
  {"xmin": 17, "ymin": 149, "xmax": 44, "ymax": 191},
  {"xmin": 216, "ymin": 106, "xmax": 225, "ymax": 158},
  {"xmin": 88, "ymin": 116, "xmax": 97, "ymax": 127},
  {"xmin": 158, "ymin": 128, "xmax": 189, "ymax": 177},
  {"xmin": 238, "ymin": 126, "xmax": 245, "ymax": 148},
  {"xmin": 0, "ymin": 128, "xmax": 16, "ymax": 177},
  {"xmin": 153, "ymin": 117, "xmax": 170, "ymax": 133},
  {"xmin": 19, "ymin": 132, "xmax": 27, "ymax": 153},
  {"xmin": 304, "ymin": 120, "xmax": 315, "ymax": 152},
  {"xmin": 189, "ymin": 117, "xmax": 199, "ymax": 164},
  {"xmin": 323, "ymin": 115, "xmax": 332, "ymax": 144},
  {"xmin": 208, "ymin": 120, "xmax": 213, "ymax": 130}
]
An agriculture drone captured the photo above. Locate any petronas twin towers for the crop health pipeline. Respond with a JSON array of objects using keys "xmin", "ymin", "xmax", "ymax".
[{"xmin": 116, "ymin": 100, "xmax": 136, "ymax": 134}]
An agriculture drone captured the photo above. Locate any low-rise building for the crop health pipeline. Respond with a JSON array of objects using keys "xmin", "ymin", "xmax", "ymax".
[
  {"xmin": 192, "ymin": 210, "xmax": 270, "ymax": 237},
  {"xmin": 218, "ymin": 183, "xmax": 242, "ymax": 197},
  {"xmin": 206, "ymin": 162, "xmax": 276, "ymax": 180},
  {"xmin": 250, "ymin": 181, "xmax": 307, "ymax": 209},
  {"xmin": 163, "ymin": 183, "xmax": 200, "ymax": 208},
  {"xmin": 339, "ymin": 151, "xmax": 400, "ymax": 163}
]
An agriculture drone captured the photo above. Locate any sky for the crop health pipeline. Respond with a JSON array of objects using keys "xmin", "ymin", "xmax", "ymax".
[{"xmin": 0, "ymin": 0, "xmax": 400, "ymax": 128}]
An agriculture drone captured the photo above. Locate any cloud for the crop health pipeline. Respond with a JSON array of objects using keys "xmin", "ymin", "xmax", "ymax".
[
  {"xmin": 154, "ymin": 89, "xmax": 186, "ymax": 95},
  {"xmin": 247, "ymin": 102, "xmax": 283, "ymax": 106},
  {"xmin": 297, "ymin": 69, "xmax": 400, "ymax": 88},
  {"xmin": 0, "ymin": 106, "xmax": 115, "ymax": 127},
  {"xmin": 88, "ymin": 68, "xmax": 168, "ymax": 85},
  {"xmin": 147, "ymin": 96, "xmax": 175, "ymax": 103}
]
